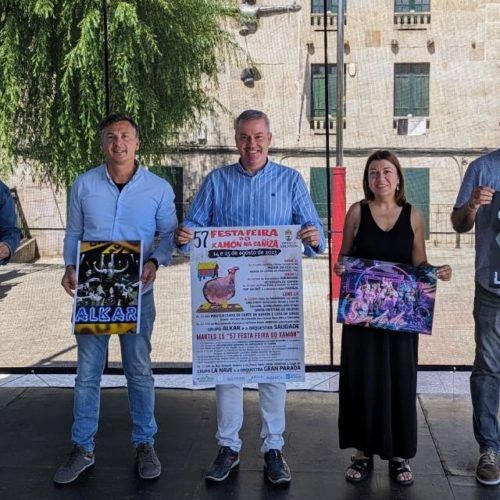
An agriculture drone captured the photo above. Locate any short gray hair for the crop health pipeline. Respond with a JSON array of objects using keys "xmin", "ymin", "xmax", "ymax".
[
  {"xmin": 100, "ymin": 113, "xmax": 139, "ymax": 138},
  {"xmin": 234, "ymin": 109, "xmax": 271, "ymax": 132}
]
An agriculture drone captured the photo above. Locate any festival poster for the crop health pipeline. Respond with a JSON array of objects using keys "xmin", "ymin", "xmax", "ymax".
[
  {"xmin": 190, "ymin": 226, "xmax": 304, "ymax": 385},
  {"xmin": 71, "ymin": 241, "xmax": 142, "ymax": 335},
  {"xmin": 489, "ymin": 191, "xmax": 500, "ymax": 288},
  {"xmin": 337, "ymin": 256, "xmax": 437, "ymax": 335}
]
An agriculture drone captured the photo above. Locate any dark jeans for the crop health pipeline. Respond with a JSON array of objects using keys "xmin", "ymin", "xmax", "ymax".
[{"xmin": 471, "ymin": 283, "xmax": 500, "ymax": 454}]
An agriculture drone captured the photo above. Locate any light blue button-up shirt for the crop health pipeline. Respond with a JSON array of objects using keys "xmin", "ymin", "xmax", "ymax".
[
  {"xmin": 64, "ymin": 164, "xmax": 177, "ymax": 290},
  {"xmin": 182, "ymin": 160, "xmax": 326, "ymax": 253}
]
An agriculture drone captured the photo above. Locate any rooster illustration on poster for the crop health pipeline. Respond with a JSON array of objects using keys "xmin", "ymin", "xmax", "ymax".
[{"xmin": 196, "ymin": 263, "xmax": 243, "ymax": 313}]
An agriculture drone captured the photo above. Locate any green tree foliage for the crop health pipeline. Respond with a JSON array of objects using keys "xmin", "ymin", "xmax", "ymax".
[{"xmin": 0, "ymin": 0, "xmax": 236, "ymax": 186}]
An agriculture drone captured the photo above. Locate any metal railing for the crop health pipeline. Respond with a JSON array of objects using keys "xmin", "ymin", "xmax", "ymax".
[
  {"xmin": 429, "ymin": 203, "xmax": 474, "ymax": 248},
  {"xmin": 313, "ymin": 203, "xmax": 473, "ymax": 248},
  {"xmin": 12, "ymin": 200, "xmax": 473, "ymax": 253},
  {"xmin": 9, "ymin": 188, "xmax": 31, "ymax": 242}
]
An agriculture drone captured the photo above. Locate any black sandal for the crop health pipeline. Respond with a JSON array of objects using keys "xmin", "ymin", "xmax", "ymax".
[
  {"xmin": 345, "ymin": 455, "xmax": 373, "ymax": 483},
  {"xmin": 388, "ymin": 459, "xmax": 414, "ymax": 486}
]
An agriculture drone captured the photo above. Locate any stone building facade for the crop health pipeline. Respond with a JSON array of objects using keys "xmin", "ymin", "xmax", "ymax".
[
  {"xmin": 8, "ymin": 0, "xmax": 500, "ymax": 256},
  {"xmin": 174, "ymin": 0, "xmax": 500, "ymax": 246}
]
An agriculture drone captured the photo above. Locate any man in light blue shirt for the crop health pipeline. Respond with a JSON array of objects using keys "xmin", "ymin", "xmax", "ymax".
[
  {"xmin": 54, "ymin": 113, "xmax": 177, "ymax": 485},
  {"xmin": 176, "ymin": 109, "xmax": 325, "ymax": 485}
]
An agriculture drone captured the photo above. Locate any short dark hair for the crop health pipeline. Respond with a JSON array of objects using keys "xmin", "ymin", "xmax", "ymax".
[
  {"xmin": 362, "ymin": 150, "xmax": 406, "ymax": 206},
  {"xmin": 234, "ymin": 109, "xmax": 270, "ymax": 132},
  {"xmin": 99, "ymin": 113, "xmax": 139, "ymax": 137}
]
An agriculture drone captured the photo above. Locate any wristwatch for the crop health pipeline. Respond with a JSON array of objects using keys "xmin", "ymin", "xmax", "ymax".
[{"xmin": 146, "ymin": 257, "xmax": 159, "ymax": 270}]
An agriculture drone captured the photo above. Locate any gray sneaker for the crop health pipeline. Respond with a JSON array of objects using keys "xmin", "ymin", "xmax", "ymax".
[
  {"xmin": 136, "ymin": 443, "xmax": 161, "ymax": 480},
  {"xmin": 205, "ymin": 446, "xmax": 240, "ymax": 482},
  {"xmin": 264, "ymin": 449, "xmax": 291, "ymax": 484},
  {"xmin": 53, "ymin": 445, "xmax": 95, "ymax": 484},
  {"xmin": 476, "ymin": 450, "xmax": 500, "ymax": 486}
]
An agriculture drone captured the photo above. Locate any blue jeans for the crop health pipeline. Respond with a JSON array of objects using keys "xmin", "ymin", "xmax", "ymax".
[
  {"xmin": 72, "ymin": 291, "xmax": 157, "ymax": 452},
  {"xmin": 471, "ymin": 283, "xmax": 500, "ymax": 454}
]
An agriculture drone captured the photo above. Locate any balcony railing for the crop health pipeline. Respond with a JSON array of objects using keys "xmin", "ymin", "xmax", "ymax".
[
  {"xmin": 394, "ymin": 11, "xmax": 431, "ymax": 29},
  {"xmin": 311, "ymin": 12, "xmax": 338, "ymax": 30},
  {"xmin": 310, "ymin": 116, "xmax": 346, "ymax": 134}
]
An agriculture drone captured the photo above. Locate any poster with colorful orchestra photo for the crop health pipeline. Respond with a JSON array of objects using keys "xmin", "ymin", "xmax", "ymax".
[
  {"xmin": 337, "ymin": 256, "xmax": 437, "ymax": 335},
  {"xmin": 72, "ymin": 241, "xmax": 142, "ymax": 335}
]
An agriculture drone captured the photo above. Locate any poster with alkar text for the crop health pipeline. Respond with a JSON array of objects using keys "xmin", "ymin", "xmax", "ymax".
[
  {"xmin": 72, "ymin": 241, "xmax": 142, "ymax": 335},
  {"xmin": 190, "ymin": 226, "xmax": 304, "ymax": 385}
]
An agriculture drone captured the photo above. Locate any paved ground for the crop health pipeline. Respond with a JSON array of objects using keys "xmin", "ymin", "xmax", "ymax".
[
  {"xmin": 0, "ymin": 246, "xmax": 476, "ymax": 369},
  {"xmin": 1, "ymin": 387, "xmax": 498, "ymax": 500}
]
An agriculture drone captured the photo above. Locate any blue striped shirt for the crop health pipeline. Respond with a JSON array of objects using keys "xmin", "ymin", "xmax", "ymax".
[
  {"xmin": 183, "ymin": 160, "xmax": 326, "ymax": 253},
  {"xmin": 64, "ymin": 164, "xmax": 177, "ymax": 291}
]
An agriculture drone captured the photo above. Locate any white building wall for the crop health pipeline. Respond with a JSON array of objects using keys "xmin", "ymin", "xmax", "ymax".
[{"xmin": 5, "ymin": 0, "xmax": 499, "ymax": 256}]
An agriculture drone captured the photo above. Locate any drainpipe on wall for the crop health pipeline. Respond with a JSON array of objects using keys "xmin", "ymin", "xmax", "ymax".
[{"xmin": 331, "ymin": 0, "xmax": 346, "ymax": 300}]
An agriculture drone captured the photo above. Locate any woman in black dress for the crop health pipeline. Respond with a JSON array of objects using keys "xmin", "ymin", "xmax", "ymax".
[{"xmin": 333, "ymin": 150, "xmax": 452, "ymax": 486}]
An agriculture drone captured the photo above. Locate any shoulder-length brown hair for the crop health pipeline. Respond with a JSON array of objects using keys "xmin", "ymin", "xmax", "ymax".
[{"xmin": 362, "ymin": 150, "xmax": 406, "ymax": 206}]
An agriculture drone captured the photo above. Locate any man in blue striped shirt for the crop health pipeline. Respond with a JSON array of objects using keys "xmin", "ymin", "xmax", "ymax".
[
  {"xmin": 176, "ymin": 109, "xmax": 325, "ymax": 485},
  {"xmin": 54, "ymin": 114, "xmax": 177, "ymax": 485}
]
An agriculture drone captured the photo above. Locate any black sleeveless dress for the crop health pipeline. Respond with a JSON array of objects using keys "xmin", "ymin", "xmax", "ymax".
[{"xmin": 338, "ymin": 202, "xmax": 418, "ymax": 459}]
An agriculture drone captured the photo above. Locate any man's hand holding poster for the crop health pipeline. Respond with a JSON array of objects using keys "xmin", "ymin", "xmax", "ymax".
[{"xmin": 190, "ymin": 226, "xmax": 305, "ymax": 385}]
